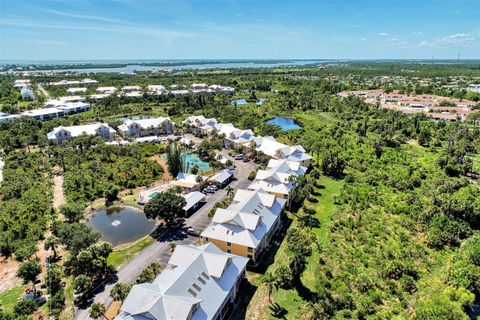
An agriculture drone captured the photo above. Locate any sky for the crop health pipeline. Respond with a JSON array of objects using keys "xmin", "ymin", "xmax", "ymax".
[{"xmin": 0, "ymin": 0, "xmax": 479, "ymax": 61}]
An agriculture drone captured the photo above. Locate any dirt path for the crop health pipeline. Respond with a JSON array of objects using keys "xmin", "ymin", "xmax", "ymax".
[
  {"xmin": 149, "ymin": 155, "xmax": 173, "ymax": 183},
  {"xmin": 37, "ymin": 83, "xmax": 49, "ymax": 99},
  {"xmin": 53, "ymin": 173, "xmax": 65, "ymax": 209}
]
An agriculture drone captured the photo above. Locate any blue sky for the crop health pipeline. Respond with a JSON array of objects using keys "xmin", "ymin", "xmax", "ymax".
[{"xmin": 0, "ymin": 0, "xmax": 479, "ymax": 60}]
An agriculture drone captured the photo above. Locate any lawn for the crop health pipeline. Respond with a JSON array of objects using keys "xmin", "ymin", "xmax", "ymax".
[
  {"xmin": 107, "ymin": 236, "xmax": 155, "ymax": 269},
  {"xmin": 245, "ymin": 176, "xmax": 344, "ymax": 320},
  {"xmin": 0, "ymin": 286, "xmax": 23, "ymax": 312}
]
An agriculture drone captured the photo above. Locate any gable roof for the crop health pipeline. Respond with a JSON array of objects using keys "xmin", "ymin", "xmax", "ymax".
[
  {"xmin": 117, "ymin": 243, "xmax": 248, "ymax": 320},
  {"xmin": 201, "ymin": 189, "xmax": 286, "ymax": 248}
]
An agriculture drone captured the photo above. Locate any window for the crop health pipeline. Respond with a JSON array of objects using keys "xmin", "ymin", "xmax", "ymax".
[
  {"xmin": 247, "ymin": 247, "xmax": 253, "ymax": 253},
  {"xmin": 188, "ymin": 288, "xmax": 197, "ymax": 297},
  {"xmin": 226, "ymin": 242, "xmax": 232, "ymax": 247},
  {"xmin": 197, "ymin": 276, "xmax": 206, "ymax": 285},
  {"xmin": 192, "ymin": 283, "xmax": 201, "ymax": 291},
  {"xmin": 205, "ymin": 237, "xmax": 209, "ymax": 241},
  {"xmin": 227, "ymin": 249, "xmax": 231, "ymax": 253},
  {"xmin": 247, "ymin": 254, "xmax": 253, "ymax": 259}
]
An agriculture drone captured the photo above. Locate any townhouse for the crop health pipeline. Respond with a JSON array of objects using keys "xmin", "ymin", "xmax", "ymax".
[
  {"xmin": 118, "ymin": 117, "xmax": 175, "ymax": 137},
  {"xmin": 13, "ymin": 79, "xmax": 31, "ymax": 89},
  {"xmin": 248, "ymin": 159, "xmax": 307, "ymax": 201},
  {"xmin": 214, "ymin": 123, "xmax": 255, "ymax": 149},
  {"xmin": 201, "ymin": 189, "xmax": 286, "ymax": 264},
  {"xmin": 116, "ymin": 243, "xmax": 248, "ymax": 320},
  {"xmin": 147, "ymin": 85, "xmax": 166, "ymax": 95},
  {"xmin": 47, "ymin": 123, "xmax": 116, "ymax": 142},
  {"xmin": 183, "ymin": 115, "xmax": 219, "ymax": 134},
  {"xmin": 121, "ymin": 85, "xmax": 142, "ymax": 93},
  {"xmin": 253, "ymin": 136, "xmax": 313, "ymax": 167}
]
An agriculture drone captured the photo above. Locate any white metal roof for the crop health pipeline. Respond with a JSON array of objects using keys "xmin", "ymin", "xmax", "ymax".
[{"xmin": 117, "ymin": 243, "xmax": 248, "ymax": 320}]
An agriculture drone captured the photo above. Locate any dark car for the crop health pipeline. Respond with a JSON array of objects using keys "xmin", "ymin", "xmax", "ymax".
[{"xmin": 242, "ymin": 157, "xmax": 250, "ymax": 162}]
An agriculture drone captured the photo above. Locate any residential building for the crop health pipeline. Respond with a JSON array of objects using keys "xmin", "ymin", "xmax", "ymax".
[
  {"xmin": 253, "ymin": 136, "xmax": 313, "ymax": 166},
  {"xmin": 147, "ymin": 85, "xmax": 166, "ymax": 95},
  {"xmin": 56, "ymin": 102, "xmax": 90, "ymax": 115},
  {"xmin": 248, "ymin": 159, "xmax": 307, "ymax": 201},
  {"xmin": 0, "ymin": 113, "xmax": 20, "ymax": 123},
  {"xmin": 201, "ymin": 189, "xmax": 286, "ymax": 263},
  {"xmin": 96, "ymin": 86, "xmax": 117, "ymax": 94},
  {"xmin": 14, "ymin": 79, "xmax": 31, "ymax": 89},
  {"xmin": 116, "ymin": 243, "xmax": 248, "ymax": 320},
  {"xmin": 66, "ymin": 87, "xmax": 87, "ymax": 95},
  {"xmin": 47, "ymin": 123, "xmax": 116, "ymax": 142},
  {"xmin": 214, "ymin": 123, "xmax": 255, "ymax": 148},
  {"xmin": 117, "ymin": 117, "xmax": 175, "ymax": 137},
  {"xmin": 21, "ymin": 108, "xmax": 65, "ymax": 121},
  {"xmin": 121, "ymin": 85, "xmax": 142, "ymax": 93},
  {"xmin": 183, "ymin": 115, "xmax": 218, "ymax": 134}
]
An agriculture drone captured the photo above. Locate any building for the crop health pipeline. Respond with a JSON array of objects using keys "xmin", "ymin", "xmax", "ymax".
[
  {"xmin": 208, "ymin": 169, "xmax": 233, "ymax": 188},
  {"xmin": 183, "ymin": 115, "xmax": 218, "ymax": 134},
  {"xmin": 14, "ymin": 79, "xmax": 31, "ymax": 89},
  {"xmin": 116, "ymin": 243, "xmax": 248, "ymax": 320},
  {"xmin": 253, "ymin": 136, "xmax": 312, "ymax": 167},
  {"xmin": 0, "ymin": 113, "xmax": 20, "ymax": 123},
  {"xmin": 96, "ymin": 87, "xmax": 117, "ymax": 94},
  {"xmin": 248, "ymin": 159, "xmax": 307, "ymax": 201},
  {"xmin": 121, "ymin": 85, "xmax": 142, "ymax": 93},
  {"xmin": 183, "ymin": 191, "xmax": 206, "ymax": 216},
  {"xmin": 214, "ymin": 123, "xmax": 255, "ymax": 148},
  {"xmin": 170, "ymin": 173, "xmax": 206, "ymax": 191},
  {"xmin": 21, "ymin": 108, "xmax": 65, "ymax": 121},
  {"xmin": 20, "ymin": 87, "xmax": 35, "ymax": 100},
  {"xmin": 57, "ymin": 102, "xmax": 90, "ymax": 115},
  {"xmin": 147, "ymin": 85, "xmax": 166, "ymax": 94},
  {"xmin": 118, "ymin": 117, "xmax": 175, "ymax": 137},
  {"xmin": 201, "ymin": 189, "xmax": 286, "ymax": 263},
  {"xmin": 66, "ymin": 87, "xmax": 87, "ymax": 95},
  {"xmin": 47, "ymin": 123, "xmax": 116, "ymax": 142}
]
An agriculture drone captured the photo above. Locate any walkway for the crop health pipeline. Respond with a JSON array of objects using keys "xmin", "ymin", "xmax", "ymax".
[
  {"xmin": 53, "ymin": 173, "xmax": 65, "ymax": 209},
  {"xmin": 37, "ymin": 83, "xmax": 50, "ymax": 99}
]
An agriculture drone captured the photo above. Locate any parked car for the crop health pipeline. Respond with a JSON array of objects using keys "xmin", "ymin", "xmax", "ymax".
[
  {"xmin": 186, "ymin": 227, "xmax": 200, "ymax": 236},
  {"xmin": 242, "ymin": 157, "xmax": 250, "ymax": 162},
  {"xmin": 203, "ymin": 187, "xmax": 216, "ymax": 194},
  {"xmin": 208, "ymin": 184, "xmax": 218, "ymax": 191},
  {"xmin": 234, "ymin": 154, "xmax": 244, "ymax": 160}
]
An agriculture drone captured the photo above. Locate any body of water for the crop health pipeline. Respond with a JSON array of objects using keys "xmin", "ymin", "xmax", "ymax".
[
  {"xmin": 265, "ymin": 116, "xmax": 303, "ymax": 131},
  {"xmin": 87, "ymin": 206, "xmax": 155, "ymax": 246},
  {"xmin": 1, "ymin": 59, "xmax": 327, "ymax": 74}
]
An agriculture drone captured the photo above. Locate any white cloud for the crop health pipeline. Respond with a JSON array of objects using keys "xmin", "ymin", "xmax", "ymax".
[
  {"xmin": 360, "ymin": 37, "xmax": 367, "ymax": 41},
  {"xmin": 378, "ymin": 32, "xmax": 388, "ymax": 36},
  {"xmin": 412, "ymin": 31, "xmax": 423, "ymax": 35},
  {"xmin": 19, "ymin": 38, "xmax": 69, "ymax": 46},
  {"xmin": 419, "ymin": 33, "xmax": 476, "ymax": 47}
]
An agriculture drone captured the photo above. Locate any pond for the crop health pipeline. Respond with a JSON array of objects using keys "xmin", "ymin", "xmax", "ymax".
[
  {"xmin": 265, "ymin": 116, "xmax": 303, "ymax": 131},
  {"xmin": 87, "ymin": 206, "xmax": 155, "ymax": 246}
]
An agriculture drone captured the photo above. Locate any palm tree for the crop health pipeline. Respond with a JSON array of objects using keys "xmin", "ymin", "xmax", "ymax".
[
  {"xmin": 262, "ymin": 272, "xmax": 277, "ymax": 304},
  {"xmin": 89, "ymin": 303, "xmax": 108, "ymax": 320},
  {"xmin": 225, "ymin": 186, "xmax": 234, "ymax": 197}
]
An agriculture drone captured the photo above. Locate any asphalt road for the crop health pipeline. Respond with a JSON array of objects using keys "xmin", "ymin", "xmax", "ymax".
[{"xmin": 74, "ymin": 157, "xmax": 257, "ymax": 320}]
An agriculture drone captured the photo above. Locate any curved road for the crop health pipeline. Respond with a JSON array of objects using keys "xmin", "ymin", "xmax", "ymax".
[{"xmin": 74, "ymin": 157, "xmax": 256, "ymax": 320}]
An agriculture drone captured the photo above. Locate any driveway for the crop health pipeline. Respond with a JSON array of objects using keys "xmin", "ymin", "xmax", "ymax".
[{"xmin": 74, "ymin": 156, "xmax": 258, "ymax": 319}]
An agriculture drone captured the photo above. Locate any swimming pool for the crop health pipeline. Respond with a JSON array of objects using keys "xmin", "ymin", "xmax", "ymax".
[{"xmin": 181, "ymin": 153, "xmax": 211, "ymax": 173}]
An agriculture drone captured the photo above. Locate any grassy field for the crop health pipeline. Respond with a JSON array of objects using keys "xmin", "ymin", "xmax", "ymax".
[
  {"xmin": 245, "ymin": 176, "xmax": 344, "ymax": 320},
  {"xmin": 0, "ymin": 286, "xmax": 23, "ymax": 312},
  {"xmin": 107, "ymin": 236, "xmax": 155, "ymax": 269}
]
